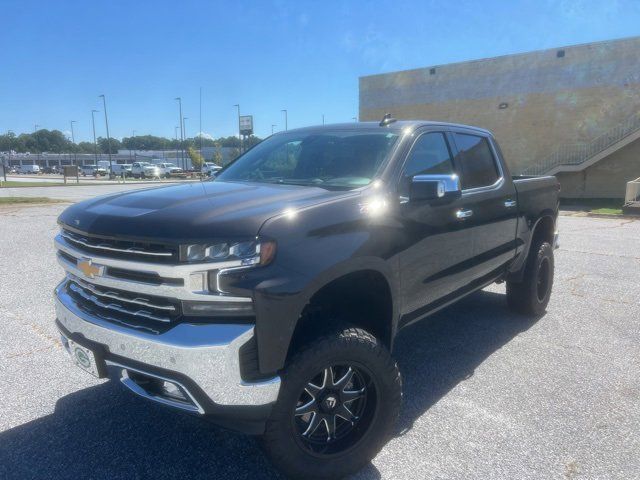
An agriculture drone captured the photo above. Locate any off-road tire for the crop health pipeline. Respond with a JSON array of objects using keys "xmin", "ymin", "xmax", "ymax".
[
  {"xmin": 261, "ymin": 327, "xmax": 402, "ymax": 479},
  {"xmin": 507, "ymin": 241, "xmax": 554, "ymax": 315}
]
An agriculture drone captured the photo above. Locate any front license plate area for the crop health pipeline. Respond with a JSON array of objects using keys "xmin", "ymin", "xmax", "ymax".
[{"xmin": 61, "ymin": 334, "xmax": 105, "ymax": 378}]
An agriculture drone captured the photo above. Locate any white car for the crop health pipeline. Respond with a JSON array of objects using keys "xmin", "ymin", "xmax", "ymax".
[
  {"xmin": 19, "ymin": 164, "xmax": 40, "ymax": 174},
  {"xmin": 131, "ymin": 162, "xmax": 161, "ymax": 179},
  {"xmin": 111, "ymin": 164, "xmax": 133, "ymax": 177},
  {"xmin": 158, "ymin": 163, "xmax": 183, "ymax": 178},
  {"xmin": 81, "ymin": 165, "xmax": 107, "ymax": 176},
  {"xmin": 202, "ymin": 162, "xmax": 222, "ymax": 177}
]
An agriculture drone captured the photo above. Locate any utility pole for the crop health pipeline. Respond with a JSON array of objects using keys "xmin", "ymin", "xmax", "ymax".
[
  {"xmin": 233, "ymin": 104, "xmax": 242, "ymax": 154},
  {"xmin": 199, "ymin": 87, "xmax": 202, "ymax": 156},
  {"xmin": 70, "ymin": 120, "xmax": 77, "ymax": 166},
  {"xmin": 91, "ymin": 110, "xmax": 99, "ymax": 165},
  {"xmin": 322, "ymin": 114, "xmax": 325, "ymax": 125},
  {"xmin": 98, "ymin": 95, "xmax": 113, "ymax": 174},
  {"xmin": 281, "ymin": 109, "xmax": 288, "ymax": 130},
  {"xmin": 175, "ymin": 97, "xmax": 184, "ymax": 170}
]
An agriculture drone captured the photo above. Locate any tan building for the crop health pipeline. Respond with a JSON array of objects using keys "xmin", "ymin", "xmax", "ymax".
[{"xmin": 359, "ymin": 36, "xmax": 640, "ymax": 199}]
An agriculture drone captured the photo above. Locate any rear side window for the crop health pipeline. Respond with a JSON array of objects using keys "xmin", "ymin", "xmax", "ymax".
[
  {"xmin": 453, "ymin": 133, "xmax": 499, "ymax": 189},
  {"xmin": 403, "ymin": 132, "xmax": 454, "ymax": 178}
]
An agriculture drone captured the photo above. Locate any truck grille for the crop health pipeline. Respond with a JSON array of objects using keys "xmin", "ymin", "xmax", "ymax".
[
  {"xmin": 65, "ymin": 277, "xmax": 180, "ymax": 332},
  {"xmin": 61, "ymin": 228, "xmax": 178, "ymax": 263}
]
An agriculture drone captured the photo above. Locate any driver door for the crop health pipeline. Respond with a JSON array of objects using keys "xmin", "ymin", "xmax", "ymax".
[{"xmin": 396, "ymin": 130, "xmax": 478, "ymax": 324}]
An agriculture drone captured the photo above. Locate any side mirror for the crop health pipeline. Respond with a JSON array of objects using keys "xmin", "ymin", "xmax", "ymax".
[{"xmin": 409, "ymin": 174, "xmax": 461, "ymax": 202}]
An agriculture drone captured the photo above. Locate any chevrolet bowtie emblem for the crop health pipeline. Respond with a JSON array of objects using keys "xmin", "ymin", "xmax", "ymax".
[{"xmin": 77, "ymin": 259, "xmax": 104, "ymax": 279}]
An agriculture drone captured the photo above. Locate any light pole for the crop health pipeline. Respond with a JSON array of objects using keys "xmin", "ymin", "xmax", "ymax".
[
  {"xmin": 34, "ymin": 124, "xmax": 40, "ymax": 165},
  {"xmin": 174, "ymin": 126, "xmax": 179, "ymax": 164},
  {"xmin": 130, "ymin": 130, "xmax": 136, "ymax": 162},
  {"xmin": 271, "ymin": 124, "xmax": 277, "ymax": 135},
  {"xmin": 175, "ymin": 97, "xmax": 184, "ymax": 169},
  {"xmin": 70, "ymin": 120, "xmax": 77, "ymax": 166},
  {"xmin": 281, "ymin": 109, "xmax": 288, "ymax": 130},
  {"xmin": 98, "ymin": 94, "xmax": 113, "ymax": 174},
  {"xmin": 233, "ymin": 104, "xmax": 242, "ymax": 154},
  {"xmin": 183, "ymin": 117, "xmax": 188, "ymax": 168},
  {"xmin": 91, "ymin": 110, "xmax": 99, "ymax": 165},
  {"xmin": 322, "ymin": 114, "xmax": 325, "ymax": 125}
]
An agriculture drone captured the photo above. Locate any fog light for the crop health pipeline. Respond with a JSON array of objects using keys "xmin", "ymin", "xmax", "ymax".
[{"xmin": 161, "ymin": 381, "xmax": 187, "ymax": 401}]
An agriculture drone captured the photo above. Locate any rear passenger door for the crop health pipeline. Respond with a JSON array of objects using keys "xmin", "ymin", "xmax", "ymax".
[{"xmin": 450, "ymin": 130, "xmax": 518, "ymax": 279}]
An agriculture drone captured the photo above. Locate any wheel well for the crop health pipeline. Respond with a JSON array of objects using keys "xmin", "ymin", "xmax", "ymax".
[
  {"xmin": 286, "ymin": 270, "xmax": 393, "ymax": 361},
  {"xmin": 532, "ymin": 215, "xmax": 555, "ymax": 247}
]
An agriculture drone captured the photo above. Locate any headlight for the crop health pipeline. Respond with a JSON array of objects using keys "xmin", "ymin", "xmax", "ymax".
[{"xmin": 180, "ymin": 239, "xmax": 276, "ymax": 266}]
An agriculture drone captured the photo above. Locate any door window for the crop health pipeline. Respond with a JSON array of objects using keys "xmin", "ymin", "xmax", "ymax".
[
  {"xmin": 400, "ymin": 132, "xmax": 454, "ymax": 195},
  {"xmin": 453, "ymin": 133, "xmax": 500, "ymax": 189}
]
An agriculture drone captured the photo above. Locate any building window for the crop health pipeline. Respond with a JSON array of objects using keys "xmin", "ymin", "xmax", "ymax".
[
  {"xmin": 557, "ymin": 49, "xmax": 565, "ymax": 58},
  {"xmin": 429, "ymin": 68, "xmax": 436, "ymax": 75}
]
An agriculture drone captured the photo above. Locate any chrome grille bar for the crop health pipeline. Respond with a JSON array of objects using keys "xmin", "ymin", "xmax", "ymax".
[
  {"xmin": 61, "ymin": 231, "xmax": 174, "ymax": 258},
  {"xmin": 68, "ymin": 282, "xmax": 173, "ymax": 323},
  {"xmin": 70, "ymin": 275, "xmax": 176, "ymax": 312}
]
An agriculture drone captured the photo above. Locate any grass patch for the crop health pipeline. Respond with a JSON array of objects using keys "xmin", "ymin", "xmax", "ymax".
[
  {"xmin": 0, "ymin": 197, "xmax": 63, "ymax": 205},
  {"xmin": 590, "ymin": 207, "xmax": 623, "ymax": 215},
  {"xmin": 0, "ymin": 181, "xmax": 68, "ymax": 187},
  {"xmin": 560, "ymin": 198, "xmax": 624, "ymax": 215}
]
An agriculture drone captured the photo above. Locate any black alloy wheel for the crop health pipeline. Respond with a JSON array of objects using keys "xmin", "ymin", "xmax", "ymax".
[{"xmin": 293, "ymin": 364, "xmax": 375, "ymax": 456}]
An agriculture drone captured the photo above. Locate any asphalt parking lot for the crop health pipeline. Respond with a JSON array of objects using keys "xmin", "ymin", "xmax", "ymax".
[{"xmin": 0, "ymin": 197, "xmax": 638, "ymax": 479}]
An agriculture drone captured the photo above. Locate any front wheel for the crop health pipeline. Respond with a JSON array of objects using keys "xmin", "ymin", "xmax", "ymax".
[
  {"xmin": 262, "ymin": 327, "xmax": 401, "ymax": 479},
  {"xmin": 507, "ymin": 241, "xmax": 554, "ymax": 315}
]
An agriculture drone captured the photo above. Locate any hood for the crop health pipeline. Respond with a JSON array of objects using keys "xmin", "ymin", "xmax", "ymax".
[{"xmin": 58, "ymin": 180, "xmax": 353, "ymax": 242}]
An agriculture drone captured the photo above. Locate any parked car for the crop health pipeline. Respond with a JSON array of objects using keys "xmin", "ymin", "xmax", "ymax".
[
  {"xmin": 131, "ymin": 161, "xmax": 161, "ymax": 179},
  {"xmin": 111, "ymin": 164, "xmax": 133, "ymax": 177},
  {"xmin": 80, "ymin": 165, "xmax": 107, "ymax": 176},
  {"xmin": 19, "ymin": 164, "xmax": 40, "ymax": 174},
  {"xmin": 201, "ymin": 162, "xmax": 222, "ymax": 177},
  {"xmin": 54, "ymin": 120, "xmax": 559, "ymax": 479},
  {"xmin": 158, "ymin": 162, "xmax": 183, "ymax": 178}
]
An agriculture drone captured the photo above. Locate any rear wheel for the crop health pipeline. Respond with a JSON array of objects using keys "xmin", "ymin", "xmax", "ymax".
[
  {"xmin": 507, "ymin": 241, "xmax": 554, "ymax": 315},
  {"xmin": 262, "ymin": 327, "xmax": 401, "ymax": 479}
]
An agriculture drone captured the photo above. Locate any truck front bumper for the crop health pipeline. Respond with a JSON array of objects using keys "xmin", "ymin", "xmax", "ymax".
[{"xmin": 54, "ymin": 283, "xmax": 281, "ymax": 432}]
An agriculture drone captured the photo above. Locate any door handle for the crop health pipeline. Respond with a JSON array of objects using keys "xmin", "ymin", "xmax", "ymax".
[
  {"xmin": 456, "ymin": 209, "xmax": 473, "ymax": 219},
  {"xmin": 504, "ymin": 199, "xmax": 517, "ymax": 208}
]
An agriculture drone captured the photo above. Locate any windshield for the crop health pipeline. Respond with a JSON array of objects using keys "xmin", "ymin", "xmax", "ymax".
[{"xmin": 216, "ymin": 130, "xmax": 399, "ymax": 189}]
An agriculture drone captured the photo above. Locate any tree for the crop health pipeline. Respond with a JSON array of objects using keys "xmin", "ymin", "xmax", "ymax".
[
  {"xmin": 97, "ymin": 137, "xmax": 122, "ymax": 154},
  {"xmin": 213, "ymin": 144, "xmax": 223, "ymax": 166},
  {"xmin": 188, "ymin": 146, "xmax": 204, "ymax": 170}
]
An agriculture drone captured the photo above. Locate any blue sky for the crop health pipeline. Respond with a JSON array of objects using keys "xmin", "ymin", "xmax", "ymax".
[{"xmin": 1, "ymin": 0, "xmax": 639, "ymax": 141}]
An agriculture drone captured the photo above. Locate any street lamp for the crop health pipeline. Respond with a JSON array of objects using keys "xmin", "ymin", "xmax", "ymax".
[
  {"xmin": 233, "ymin": 104, "xmax": 242, "ymax": 154},
  {"xmin": 70, "ymin": 120, "xmax": 77, "ymax": 166},
  {"xmin": 271, "ymin": 124, "xmax": 277, "ymax": 135},
  {"xmin": 34, "ymin": 124, "xmax": 41, "ymax": 165},
  {"xmin": 174, "ymin": 126, "xmax": 180, "ymax": 164},
  {"xmin": 130, "ymin": 130, "xmax": 136, "ymax": 162},
  {"xmin": 281, "ymin": 109, "xmax": 288, "ymax": 130},
  {"xmin": 98, "ymin": 94, "xmax": 113, "ymax": 174},
  {"xmin": 175, "ymin": 97, "xmax": 184, "ymax": 169},
  {"xmin": 91, "ymin": 110, "xmax": 99, "ymax": 164}
]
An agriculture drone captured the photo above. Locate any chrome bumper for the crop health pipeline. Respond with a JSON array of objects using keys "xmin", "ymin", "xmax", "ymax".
[{"xmin": 55, "ymin": 283, "xmax": 280, "ymax": 412}]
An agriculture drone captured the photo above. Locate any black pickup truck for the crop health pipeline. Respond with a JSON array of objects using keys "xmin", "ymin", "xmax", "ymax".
[{"xmin": 54, "ymin": 119, "xmax": 559, "ymax": 479}]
